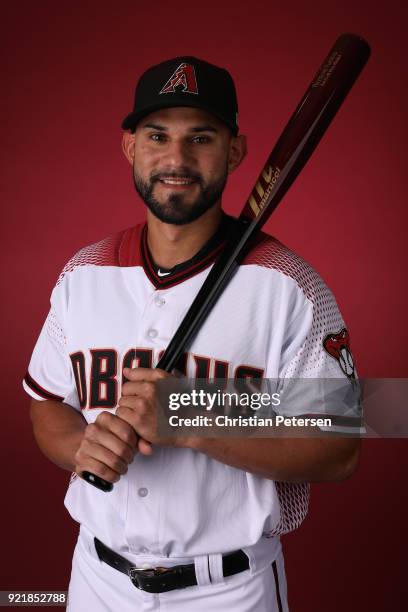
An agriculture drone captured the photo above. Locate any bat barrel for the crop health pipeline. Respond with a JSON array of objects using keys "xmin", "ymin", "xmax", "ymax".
[{"xmin": 240, "ymin": 33, "xmax": 371, "ymax": 223}]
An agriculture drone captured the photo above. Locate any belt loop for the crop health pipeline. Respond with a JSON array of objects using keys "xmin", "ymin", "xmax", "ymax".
[
  {"xmin": 208, "ymin": 553, "xmax": 224, "ymax": 585},
  {"xmin": 194, "ymin": 555, "xmax": 211, "ymax": 586}
]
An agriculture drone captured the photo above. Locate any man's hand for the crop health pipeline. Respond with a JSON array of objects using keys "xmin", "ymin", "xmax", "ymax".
[
  {"xmin": 74, "ymin": 411, "xmax": 139, "ymax": 484},
  {"xmin": 74, "ymin": 367, "xmax": 177, "ymax": 484},
  {"xmin": 117, "ymin": 367, "xmax": 178, "ymax": 455}
]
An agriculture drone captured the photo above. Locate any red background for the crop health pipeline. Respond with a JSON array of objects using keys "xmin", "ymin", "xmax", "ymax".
[{"xmin": 1, "ymin": 1, "xmax": 407, "ymax": 610}]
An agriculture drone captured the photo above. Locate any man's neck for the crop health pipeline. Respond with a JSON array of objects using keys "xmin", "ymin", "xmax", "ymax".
[{"xmin": 146, "ymin": 205, "xmax": 223, "ymax": 269}]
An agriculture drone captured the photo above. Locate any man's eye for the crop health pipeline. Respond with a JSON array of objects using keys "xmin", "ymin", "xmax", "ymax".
[
  {"xmin": 192, "ymin": 136, "xmax": 210, "ymax": 144},
  {"xmin": 150, "ymin": 133, "xmax": 166, "ymax": 142}
]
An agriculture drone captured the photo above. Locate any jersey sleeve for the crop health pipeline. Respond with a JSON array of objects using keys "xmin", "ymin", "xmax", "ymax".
[
  {"xmin": 23, "ymin": 286, "xmax": 77, "ymax": 407},
  {"xmin": 275, "ymin": 274, "xmax": 361, "ymax": 433}
]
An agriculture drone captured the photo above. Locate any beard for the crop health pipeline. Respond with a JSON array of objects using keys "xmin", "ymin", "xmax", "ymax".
[{"xmin": 132, "ymin": 165, "xmax": 228, "ymax": 226}]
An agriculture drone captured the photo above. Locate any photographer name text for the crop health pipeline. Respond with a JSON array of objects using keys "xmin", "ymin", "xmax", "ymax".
[{"xmin": 168, "ymin": 415, "xmax": 333, "ymax": 428}]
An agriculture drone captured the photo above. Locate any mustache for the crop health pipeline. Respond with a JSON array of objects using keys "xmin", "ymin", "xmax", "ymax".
[{"xmin": 150, "ymin": 169, "xmax": 203, "ymax": 183}]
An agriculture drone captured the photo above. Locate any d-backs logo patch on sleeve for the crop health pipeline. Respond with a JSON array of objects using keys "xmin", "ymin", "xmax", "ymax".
[{"xmin": 323, "ymin": 328, "xmax": 355, "ymax": 379}]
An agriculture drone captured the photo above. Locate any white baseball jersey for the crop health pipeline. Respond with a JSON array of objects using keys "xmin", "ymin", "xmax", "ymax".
[{"xmin": 23, "ymin": 214, "xmax": 355, "ymax": 566}]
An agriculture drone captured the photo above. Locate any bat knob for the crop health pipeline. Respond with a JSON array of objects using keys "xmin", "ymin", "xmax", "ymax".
[{"xmin": 82, "ymin": 471, "xmax": 113, "ymax": 492}]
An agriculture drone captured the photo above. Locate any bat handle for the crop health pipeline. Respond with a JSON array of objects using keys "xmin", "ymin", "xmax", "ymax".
[{"xmin": 81, "ymin": 471, "xmax": 113, "ymax": 492}]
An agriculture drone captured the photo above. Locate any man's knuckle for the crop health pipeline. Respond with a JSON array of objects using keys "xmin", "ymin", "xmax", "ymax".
[
  {"xmin": 156, "ymin": 370, "xmax": 168, "ymax": 379},
  {"xmin": 135, "ymin": 399, "xmax": 146, "ymax": 414},
  {"xmin": 99, "ymin": 463, "xmax": 115, "ymax": 480},
  {"xmin": 120, "ymin": 407, "xmax": 136, "ymax": 424},
  {"xmin": 123, "ymin": 446, "xmax": 135, "ymax": 463},
  {"xmin": 144, "ymin": 382, "xmax": 154, "ymax": 395},
  {"xmin": 123, "ymin": 428, "xmax": 135, "ymax": 445},
  {"xmin": 96, "ymin": 411, "xmax": 111, "ymax": 426},
  {"xmin": 121, "ymin": 382, "xmax": 132, "ymax": 396},
  {"xmin": 86, "ymin": 422, "xmax": 98, "ymax": 437},
  {"xmin": 113, "ymin": 459, "xmax": 126, "ymax": 474}
]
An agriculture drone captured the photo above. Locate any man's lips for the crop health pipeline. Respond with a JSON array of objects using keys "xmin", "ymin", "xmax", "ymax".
[{"xmin": 155, "ymin": 176, "xmax": 199, "ymax": 189}]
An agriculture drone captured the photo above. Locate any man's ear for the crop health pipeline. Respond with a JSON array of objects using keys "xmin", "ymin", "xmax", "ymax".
[
  {"xmin": 122, "ymin": 131, "xmax": 136, "ymax": 165},
  {"xmin": 227, "ymin": 134, "xmax": 247, "ymax": 174}
]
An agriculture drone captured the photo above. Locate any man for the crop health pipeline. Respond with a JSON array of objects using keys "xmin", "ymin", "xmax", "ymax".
[{"xmin": 24, "ymin": 57, "xmax": 360, "ymax": 611}]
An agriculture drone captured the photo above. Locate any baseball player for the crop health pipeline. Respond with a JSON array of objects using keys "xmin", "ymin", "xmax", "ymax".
[{"xmin": 24, "ymin": 57, "xmax": 360, "ymax": 611}]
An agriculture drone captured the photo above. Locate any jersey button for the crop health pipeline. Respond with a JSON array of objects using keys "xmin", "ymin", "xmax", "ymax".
[
  {"xmin": 147, "ymin": 329, "xmax": 158, "ymax": 339},
  {"xmin": 138, "ymin": 487, "xmax": 148, "ymax": 497},
  {"xmin": 154, "ymin": 296, "xmax": 166, "ymax": 307}
]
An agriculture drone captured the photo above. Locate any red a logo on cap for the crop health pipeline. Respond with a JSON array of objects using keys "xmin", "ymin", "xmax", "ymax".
[{"xmin": 159, "ymin": 63, "xmax": 198, "ymax": 95}]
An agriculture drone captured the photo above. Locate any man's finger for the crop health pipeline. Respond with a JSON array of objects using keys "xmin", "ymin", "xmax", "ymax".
[
  {"xmin": 121, "ymin": 380, "xmax": 156, "ymax": 398},
  {"xmin": 84, "ymin": 423, "xmax": 136, "ymax": 465},
  {"xmin": 123, "ymin": 367, "xmax": 169, "ymax": 382},
  {"xmin": 138, "ymin": 438, "xmax": 154, "ymax": 455},
  {"xmin": 116, "ymin": 400, "xmax": 149, "ymax": 428},
  {"xmin": 95, "ymin": 410, "xmax": 139, "ymax": 448},
  {"xmin": 75, "ymin": 441, "xmax": 129, "ymax": 480}
]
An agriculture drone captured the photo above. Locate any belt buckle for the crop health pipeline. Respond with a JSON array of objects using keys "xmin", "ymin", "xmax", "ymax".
[{"xmin": 128, "ymin": 566, "xmax": 171, "ymax": 590}]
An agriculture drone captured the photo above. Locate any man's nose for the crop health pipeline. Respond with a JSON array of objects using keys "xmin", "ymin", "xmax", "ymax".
[{"xmin": 163, "ymin": 139, "xmax": 194, "ymax": 167}]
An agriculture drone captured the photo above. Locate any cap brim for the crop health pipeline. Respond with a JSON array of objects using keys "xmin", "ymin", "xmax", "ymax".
[{"xmin": 121, "ymin": 100, "xmax": 238, "ymax": 135}]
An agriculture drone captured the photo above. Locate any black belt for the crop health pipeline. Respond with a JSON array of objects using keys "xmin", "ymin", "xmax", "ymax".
[{"xmin": 94, "ymin": 538, "xmax": 249, "ymax": 593}]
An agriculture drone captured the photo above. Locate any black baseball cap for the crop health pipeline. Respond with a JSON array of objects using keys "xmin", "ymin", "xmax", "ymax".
[{"xmin": 121, "ymin": 56, "xmax": 239, "ymax": 135}]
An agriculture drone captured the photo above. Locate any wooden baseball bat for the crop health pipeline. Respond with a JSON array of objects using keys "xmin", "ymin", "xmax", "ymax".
[{"xmin": 83, "ymin": 32, "xmax": 370, "ymax": 491}]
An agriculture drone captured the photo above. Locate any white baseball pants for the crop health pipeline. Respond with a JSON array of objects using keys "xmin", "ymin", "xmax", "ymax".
[{"xmin": 67, "ymin": 528, "xmax": 289, "ymax": 612}]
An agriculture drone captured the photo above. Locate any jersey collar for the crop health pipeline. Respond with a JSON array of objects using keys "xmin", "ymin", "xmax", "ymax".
[{"xmin": 119, "ymin": 213, "xmax": 236, "ymax": 289}]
